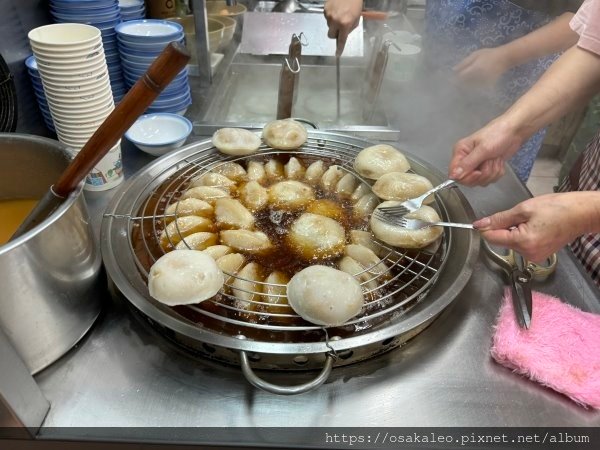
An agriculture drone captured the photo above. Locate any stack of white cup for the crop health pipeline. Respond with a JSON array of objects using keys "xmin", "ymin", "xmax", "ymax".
[{"xmin": 28, "ymin": 23, "xmax": 124, "ymax": 191}]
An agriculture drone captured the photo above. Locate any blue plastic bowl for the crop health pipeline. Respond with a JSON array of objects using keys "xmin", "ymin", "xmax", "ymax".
[{"xmin": 115, "ymin": 20, "xmax": 183, "ymax": 44}]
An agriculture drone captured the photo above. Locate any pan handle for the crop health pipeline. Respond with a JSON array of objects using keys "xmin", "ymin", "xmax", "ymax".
[{"xmin": 239, "ymin": 350, "xmax": 334, "ymax": 395}]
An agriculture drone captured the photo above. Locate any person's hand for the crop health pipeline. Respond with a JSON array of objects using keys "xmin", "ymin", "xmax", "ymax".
[
  {"xmin": 449, "ymin": 118, "xmax": 524, "ymax": 186},
  {"xmin": 453, "ymin": 47, "xmax": 512, "ymax": 87},
  {"xmin": 474, "ymin": 192, "xmax": 599, "ymax": 262},
  {"xmin": 324, "ymin": 0, "xmax": 363, "ymax": 56}
]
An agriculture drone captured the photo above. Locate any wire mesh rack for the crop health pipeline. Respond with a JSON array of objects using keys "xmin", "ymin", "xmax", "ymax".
[{"xmin": 104, "ymin": 132, "xmax": 452, "ymax": 345}]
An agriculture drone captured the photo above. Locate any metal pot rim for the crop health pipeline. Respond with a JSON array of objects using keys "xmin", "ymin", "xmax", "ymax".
[{"xmin": 0, "ymin": 133, "xmax": 84, "ymax": 255}]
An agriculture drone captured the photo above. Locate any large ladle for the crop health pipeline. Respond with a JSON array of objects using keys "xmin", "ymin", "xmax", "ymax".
[{"xmin": 11, "ymin": 41, "xmax": 190, "ymax": 241}]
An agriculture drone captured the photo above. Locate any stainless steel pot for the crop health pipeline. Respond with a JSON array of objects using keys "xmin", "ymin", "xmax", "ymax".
[{"xmin": 0, "ymin": 133, "xmax": 103, "ymax": 374}]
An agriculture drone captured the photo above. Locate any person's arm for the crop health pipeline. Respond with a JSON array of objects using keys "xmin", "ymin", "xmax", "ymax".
[
  {"xmin": 454, "ymin": 12, "xmax": 578, "ymax": 86},
  {"xmin": 474, "ymin": 191, "xmax": 600, "ymax": 262},
  {"xmin": 449, "ymin": 44, "xmax": 600, "ymax": 185},
  {"xmin": 323, "ymin": 0, "xmax": 363, "ymax": 56}
]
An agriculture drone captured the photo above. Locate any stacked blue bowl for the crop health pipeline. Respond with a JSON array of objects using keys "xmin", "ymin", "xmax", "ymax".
[
  {"xmin": 25, "ymin": 55, "xmax": 55, "ymax": 132},
  {"xmin": 119, "ymin": 0, "xmax": 146, "ymax": 21},
  {"xmin": 48, "ymin": 0, "xmax": 127, "ymax": 103},
  {"xmin": 116, "ymin": 20, "xmax": 191, "ymax": 115}
]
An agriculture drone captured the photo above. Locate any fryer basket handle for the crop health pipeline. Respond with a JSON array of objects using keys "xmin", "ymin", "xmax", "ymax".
[{"xmin": 239, "ymin": 350, "xmax": 334, "ymax": 395}]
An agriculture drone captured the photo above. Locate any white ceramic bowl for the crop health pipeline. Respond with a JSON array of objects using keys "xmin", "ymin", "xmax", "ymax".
[{"xmin": 125, "ymin": 113, "xmax": 192, "ymax": 156}]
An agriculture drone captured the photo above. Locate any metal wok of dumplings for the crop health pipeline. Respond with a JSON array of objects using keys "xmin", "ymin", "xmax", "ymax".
[{"xmin": 101, "ymin": 130, "xmax": 478, "ymax": 388}]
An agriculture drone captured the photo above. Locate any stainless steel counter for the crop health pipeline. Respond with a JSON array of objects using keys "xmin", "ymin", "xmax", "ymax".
[{"xmin": 32, "ymin": 120, "xmax": 600, "ymax": 442}]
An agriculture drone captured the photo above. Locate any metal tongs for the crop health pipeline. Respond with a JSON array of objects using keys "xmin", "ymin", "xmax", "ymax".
[
  {"xmin": 276, "ymin": 33, "xmax": 304, "ymax": 119},
  {"xmin": 484, "ymin": 241, "xmax": 558, "ymax": 329}
]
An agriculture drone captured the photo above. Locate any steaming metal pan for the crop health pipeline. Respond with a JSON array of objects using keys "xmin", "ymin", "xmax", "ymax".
[{"xmin": 101, "ymin": 131, "xmax": 479, "ymax": 394}]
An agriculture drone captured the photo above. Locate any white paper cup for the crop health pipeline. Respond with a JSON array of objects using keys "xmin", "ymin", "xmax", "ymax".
[
  {"xmin": 82, "ymin": 142, "xmax": 124, "ymax": 191},
  {"xmin": 29, "ymin": 23, "xmax": 102, "ymax": 49},
  {"xmin": 41, "ymin": 71, "xmax": 110, "ymax": 92},
  {"xmin": 53, "ymin": 107, "xmax": 114, "ymax": 129},
  {"xmin": 34, "ymin": 54, "xmax": 107, "ymax": 73},
  {"xmin": 43, "ymin": 79, "xmax": 112, "ymax": 99},
  {"xmin": 51, "ymin": 106, "xmax": 113, "ymax": 124},
  {"xmin": 30, "ymin": 46, "xmax": 104, "ymax": 61},
  {"xmin": 57, "ymin": 136, "xmax": 89, "ymax": 151},
  {"xmin": 39, "ymin": 69, "xmax": 109, "ymax": 86},
  {"xmin": 46, "ymin": 90, "xmax": 114, "ymax": 111},
  {"xmin": 384, "ymin": 43, "xmax": 421, "ymax": 83},
  {"xmin": 56, "ymin": 129, "xmax": 94, "ymax": 144},
  {"xmin": 54, "ymin": 121, "xmax": 105, "ymax": 135},
  {"xmin": 34, "ymin": 49, "xmax": 106, "ymax": 66}
]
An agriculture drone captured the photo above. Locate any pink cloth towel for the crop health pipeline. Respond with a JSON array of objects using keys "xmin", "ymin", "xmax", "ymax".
[{"xmin": 491, "ymin": 289, "xmax": 600, "ymax": 409}]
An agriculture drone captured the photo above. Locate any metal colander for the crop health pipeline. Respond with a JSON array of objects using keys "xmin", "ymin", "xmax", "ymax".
[{"xmin": 102, "ymin": 131, "xmax": 479, "ymax": 394}]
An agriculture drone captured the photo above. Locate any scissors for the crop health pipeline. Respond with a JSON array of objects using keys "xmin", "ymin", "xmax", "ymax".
[{"xmin": 483, "ymin": 241, "xmax": 558, "ymax": 329}]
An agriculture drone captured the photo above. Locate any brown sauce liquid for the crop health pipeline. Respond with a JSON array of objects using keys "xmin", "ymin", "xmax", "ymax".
[
  {"xmin": 131, "ymin": 155, "xmax": 443, "ymax": 342},
  {"xmin": 0, "ymin": 199, "xmax": 38, "ymax": 244}
]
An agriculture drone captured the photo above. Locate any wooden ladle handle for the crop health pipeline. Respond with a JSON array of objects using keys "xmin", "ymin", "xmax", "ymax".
[{"xmin": 52, "ymin": 41, "xmax": 190, "ymax": 197}]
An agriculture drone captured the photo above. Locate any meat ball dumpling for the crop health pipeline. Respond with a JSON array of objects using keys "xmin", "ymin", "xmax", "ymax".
[
  {"xmin": 287, "ymin": 265, "xmax": 363, "ymax": 326},
  {"xmin": 231, "ymin": 262, "xmax": 264, "ymax": 314},
  {"xmin": 335, "ymin": 173, "xmax": 359, "ymax": 196},
  {"xmin": 287, "ymin": 213, "xmax": 346, "ymax": 260},
  {"xmin": 238, "ymin": 180, "xmax": 269, "ymax": 211},
  {"xmin": 370, "ymin": 203, "xmax": 443, "ymax": 248},
  {"xmin": 264, "ymin": 159, "xmax": 285, "ymax": 180},
  {"xmin": 175, "ymin": 231, "xmax": 218, "ymax": 250},
  {"xmin": 164, "ymin": 198, "xmax": 213, "ymax": 222},
  {"xmin": 354, "ymin": 144, "xmax": 410, "ymax": 180},
  {"xmin": 216, "ymin": 253, "xmax": 246, "ymax": 285},
  {"xmin": 304, "ymin": 160, "xmax": 325, "ymax": 184},
  {"xmin": 268, "ymin": 180, "xmax": 315, "ymax": 209},
  {"xmin": 262, "ymin": 119, "xmax": 307, "ymax": 150},
  {"xmin": 320, "ymin": 165, "xmax": 345, "ymax": 191},
  {"xmin": 189, "ymin": 172, "xmax": 236, "ymax": 193},
  {"xmin": 284, "ymin": 157, "xmax": 306, "ymax": 180},
  {"xmin": 344, "ymin": 244, "xmax": 389, "ymax": 277},
  {"xmin": 338, "ymin": 256, "xmax": 378, "ymax": 292},
  {"xmin": 351, "ymin": 183, "xmax": 370, "ymax": 201},
  {"xmin": 202, "ymin": 244, "xmax": 233, "ymax": 260},
  {"xmin": 220, "ymin": 230, "xmax": 272, "ymax": 254},
  {"xmin": 206, "ymin": 162, "xmax": 247, "ymax": 182},
  {"xmin": 246, "ymin": 161, "xmax": 266, "ymax": 183},
  {"xmin": 353, "ymin": 193, "xmax": 379, "ymax": 218},
  {"xmin": 372, "ymin": 172, "xmax": 434, "ymax": 202},
  {"xmin": 214, "ymin": 198, "xmax": 255, "ymax": 230},
  {"xmin": 212, "ymin": 128, "xmax": 261, "ymax": 156},
  {"xmin": 181, "ymin": 186, "xmax": 230, "ymax": 205},
  {"xmin": 262, "ymin": 271, "xmax": 290, "ymax": 311},
  {"xmin": 350, "ymin": 230, "xmax": 384, "ymax": 256},
  {"xmin": 159, "ymin": 216, "xmax": 214, "ymax": 250},
  {"xmin": 148, "ymin": 250, "xmax": 224, "ymax": 306}
]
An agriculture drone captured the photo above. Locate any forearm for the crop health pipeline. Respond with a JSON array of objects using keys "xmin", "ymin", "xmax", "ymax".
[
  {"xmin": 499, "ymin": 45, "xmax": 600, "ymax": 141},
  {"xmin": 581, "ymin": 191, "xmax": 600, "ymax": 235},
  {"xmin": 497, "ymin": 13, "xmax": 578, "ymax": 69}
]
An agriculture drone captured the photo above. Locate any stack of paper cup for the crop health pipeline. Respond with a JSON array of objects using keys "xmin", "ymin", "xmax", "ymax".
[{"xmin": 28, "ymin": 23, "xmax": 123, "ymax": 191}]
